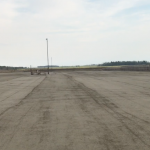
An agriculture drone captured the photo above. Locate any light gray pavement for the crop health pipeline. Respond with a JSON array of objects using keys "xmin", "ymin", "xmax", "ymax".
[{"xmin": 0, "ymin": 71, "xmax": 150, "ymax": 150}]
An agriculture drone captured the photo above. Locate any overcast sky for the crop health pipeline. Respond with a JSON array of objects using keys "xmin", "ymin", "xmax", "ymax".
[{"xmin": 0, "ymin": 0, "xmax": 150, "ymax": 67}]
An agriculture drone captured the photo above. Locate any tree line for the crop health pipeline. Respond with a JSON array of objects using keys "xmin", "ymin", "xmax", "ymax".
[
  {"xmin": 0, "ymin": 66, "xmax": 27, "ymax": 70},
  {"xmin": 98, "ymin": 61, "xmax": 150, "ymax": 66}
]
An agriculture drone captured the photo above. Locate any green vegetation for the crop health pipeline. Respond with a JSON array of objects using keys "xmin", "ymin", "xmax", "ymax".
[
  {"xmin": 99, "ymin": 61, "xmax": 150, "ymax": 66},
  {"xmin": 0, "ymin": 66, "xmax": 27, "ymax": 70}
]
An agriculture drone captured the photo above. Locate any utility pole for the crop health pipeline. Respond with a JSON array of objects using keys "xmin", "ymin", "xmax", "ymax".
[
  {"xmin": 46, "ymin": 38, "xmax": 50, "ymax": 74},
  {"xmin": 51, "ymin": 57, "xmax": 52, "ymax": 71}
]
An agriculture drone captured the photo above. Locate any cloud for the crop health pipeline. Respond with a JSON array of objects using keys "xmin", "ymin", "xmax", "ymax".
[
  {"xmin": 0, "ymin": 0, "xmax": 150, "ymax": 66},
  {"xmin": 0, "ymin": 1, "xmax": 18, "ymax": 29}
]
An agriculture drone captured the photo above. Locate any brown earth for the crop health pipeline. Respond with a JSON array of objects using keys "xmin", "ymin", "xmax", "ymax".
[{"xmin": 0, "ymin": 71, "xmax": 150, "ymax": 150}]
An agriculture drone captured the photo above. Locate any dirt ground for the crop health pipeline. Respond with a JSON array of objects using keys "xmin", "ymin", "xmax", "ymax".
[{"xmin": 0, "ymin": 71, "xmax": 150, "ymax": 150}]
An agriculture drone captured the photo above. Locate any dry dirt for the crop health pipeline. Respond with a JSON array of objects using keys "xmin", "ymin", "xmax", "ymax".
[{"xmin": 0, "ymin": 71, "xmax": 150, "ymax": 150}]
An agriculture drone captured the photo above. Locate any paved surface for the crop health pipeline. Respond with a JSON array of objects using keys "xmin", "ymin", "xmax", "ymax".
[{"xmin": 0, "ymin": 71, "xmax": 150, "ymax": 150}]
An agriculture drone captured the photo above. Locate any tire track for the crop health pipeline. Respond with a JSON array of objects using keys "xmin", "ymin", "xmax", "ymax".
[
  {"xmin": 66, "ymin": 74, "xmax": 124, "ymax": 150},
  {"xmin": 65, "ymin": 74, "xmax": 150, "ymax": 149},
  {"xmin": 0, "ymin": 76, "xmax": 45, "ymax": 118}
]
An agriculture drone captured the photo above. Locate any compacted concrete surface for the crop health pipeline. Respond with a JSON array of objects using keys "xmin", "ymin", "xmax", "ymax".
[{"xmin": 0, "ymin": 71, "xmax": 150, "ymax": 150}]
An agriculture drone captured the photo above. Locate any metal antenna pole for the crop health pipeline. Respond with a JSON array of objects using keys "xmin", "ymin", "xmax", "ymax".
[{"xmin": 46, "ymin": 38, "xmax": 49, "ymax": 74}]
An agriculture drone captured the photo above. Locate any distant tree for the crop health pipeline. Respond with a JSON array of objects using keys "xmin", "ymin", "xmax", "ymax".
[
  {"xmin": 0, "ymin": 66, "xmax": 27, "ymax": 70},
  {"xmin": 98, "ymin": 61, "xmax": 149, "ymax": 66}
]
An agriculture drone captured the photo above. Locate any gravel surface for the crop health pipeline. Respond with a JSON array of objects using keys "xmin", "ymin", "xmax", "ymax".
[{"xmin": 0, "ymin": 71, "xmax": 150, "ymax": 150}]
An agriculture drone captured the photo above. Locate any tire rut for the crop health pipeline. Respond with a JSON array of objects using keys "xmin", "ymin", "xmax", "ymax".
[{"xmin": 65, "ymin": 74, "xmax": 150, "ymax": 149}]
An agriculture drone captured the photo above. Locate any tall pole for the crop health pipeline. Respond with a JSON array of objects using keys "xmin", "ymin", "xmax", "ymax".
[
  {"xmin": 46, "ymin": 38, "xmax": 49, "ymax": 74},
  {"xmin": 51, "ymin": 57, "xmax": 52, "ymax": 71}
]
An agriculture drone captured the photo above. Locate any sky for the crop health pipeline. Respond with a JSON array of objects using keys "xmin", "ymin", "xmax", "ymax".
[{"xmin": 0, "ymin": 0, "xmax": 150, "ymax": 67}]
